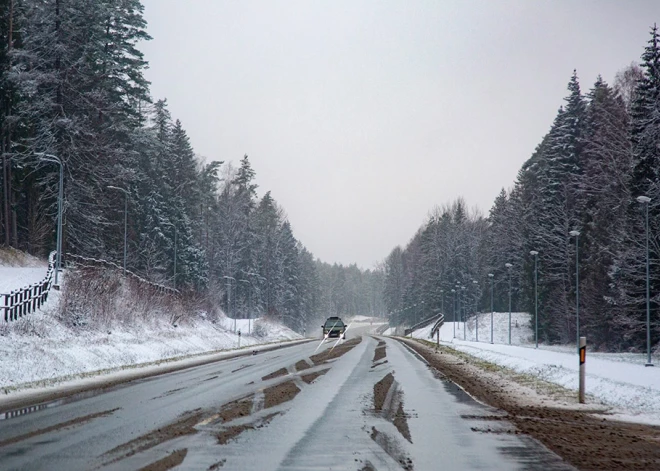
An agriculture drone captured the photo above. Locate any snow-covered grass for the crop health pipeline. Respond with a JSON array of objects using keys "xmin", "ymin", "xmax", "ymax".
[
  {"xmin": 413, "ymin": 311, "xmax": 532, "ymax": 345},
  {"xmin": 0, "ymin": 258, "xmax": 302, "ymax": 393},
  {"xmin": 0, "ymin": 247, "xmax": 48, "ymax": 294},
  {"xmin": 0, "ymin": 246, "xmax": 46, "ymax": 268},
  {"xmin": 0, "ymin": 305, "xmax": 300, "ymax": 392},
  {"xmin": 404, "ymin": 312, "xmax": 660, "ymax": 425}
]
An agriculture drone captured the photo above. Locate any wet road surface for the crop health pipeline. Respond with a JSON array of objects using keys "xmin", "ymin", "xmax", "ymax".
[{"xmin": 0, "ymin": 326, "xmax": 574, "ymax": 470}]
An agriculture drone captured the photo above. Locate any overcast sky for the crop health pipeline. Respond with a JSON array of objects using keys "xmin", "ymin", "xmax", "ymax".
[{"xmin": 140, "ymin": 0, "xmax": 660, "ymax": 269}]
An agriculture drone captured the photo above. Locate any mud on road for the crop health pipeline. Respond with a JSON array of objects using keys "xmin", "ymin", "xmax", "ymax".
[{"xmin": 400, "ymin": 338, "xmax": 660, "ymax": 470}]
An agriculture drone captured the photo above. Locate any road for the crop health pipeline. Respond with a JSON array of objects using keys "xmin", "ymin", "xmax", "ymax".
[{"xmin": 0, "ymin": 324, "xmax": 572, "ymax": 470}]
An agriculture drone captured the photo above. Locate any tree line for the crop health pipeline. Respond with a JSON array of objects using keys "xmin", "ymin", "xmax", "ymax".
[
  {"xmin": 0, "ymin": 0, "xmax": 384, "ymax": 332},
  {"xmin": 384, "ymin": 25, "xmax": 660, "ymax": 352}
]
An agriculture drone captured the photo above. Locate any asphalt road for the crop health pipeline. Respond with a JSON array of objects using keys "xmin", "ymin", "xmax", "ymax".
[{"xmin": 0, "ymin": 324, "xmax": 573, "ymax": 470}]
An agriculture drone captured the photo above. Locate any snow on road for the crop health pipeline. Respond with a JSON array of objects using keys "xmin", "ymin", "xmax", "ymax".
[{"xmin": 404, "ymin": 313, "xmax": 660, "ymax": 424}]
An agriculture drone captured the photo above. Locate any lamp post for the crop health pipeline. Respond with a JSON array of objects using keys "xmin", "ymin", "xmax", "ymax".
[
  {"xmin": 107, "ymin": 186, "xmax": 128, "ymax": 275},
  {"xmin": 223, "ymin": 275, "xmax": 236, "ymax": 331},
  {"xmin": 505, "ymin": 263, "xmax": 513, "ymax": 345},
  {"xmin": 472, "ymin": 280, "xmax": 479, "ymax": 342},
  {"xmin": 569, "ymin": 230, "xmax": 581, "ymax": 353},
  {"xmin": 530, "ymin": 250, "xmax": 539, "ymax": 349},
  {"xmin": 637, "ymin": 195, "xmax": 653, "ymax": 367},
  {"xmin": 240, "ymin": 279, "xmax": 251, "ymax": 335},
  {"xmin": 440, "ymin": 289, "xmax": 444, "ymax": 316},
  {"xmin": 461, "ymin": 285, "xmax": 467, "ymax": 340},
  {"xmin": 36, "ymin": 153, "xmax": 63, "ymax": 288},
  {"xmin": 451, "ymin": 289, "xmax": 456, "ymax": 338},
  {"xmin": 244, "ymin": 271, "xmax": 265, "ymax": 334},
  {"xmin": 162, "ymin": 222, "xmax": 178, "ymax": 290},
  {"xmin": 488, "ymin": 273, "xmax": 494, "ymax": 344}
]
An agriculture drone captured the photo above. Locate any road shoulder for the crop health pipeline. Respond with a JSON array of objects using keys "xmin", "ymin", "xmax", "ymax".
[{"xmin": 397, "ymin": 337, "xmax": 660, "ymax": 470}]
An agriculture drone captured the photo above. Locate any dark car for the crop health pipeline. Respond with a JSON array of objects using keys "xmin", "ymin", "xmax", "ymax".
[{"xmin": 322, "ymin": 317, "xmax": 346, "ymax": 339}]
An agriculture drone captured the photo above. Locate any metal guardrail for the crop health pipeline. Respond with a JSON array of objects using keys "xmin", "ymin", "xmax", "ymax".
[
  {"xmin": 2, "ymin": 251, "xmax": 56, "ymax": 322},
  {"xmin": 64, "ymin": 253, "xmax": 179, "ymax": 296},
  {"xmin": 430, "ymin": 314, "xmax": 445, "ymax": 338},
  {"xmin": 404, "ymin": 312, "xmax": 444, "ymax": 336},
  {"xmin": 374, "ymin": 323, "xmax": 390, "ymax": 335}
]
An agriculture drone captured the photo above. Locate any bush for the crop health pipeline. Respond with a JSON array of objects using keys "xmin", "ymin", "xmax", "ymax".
[{"xmin": 58, "ymin": 267, "xmax": 189, "ymax": 329}]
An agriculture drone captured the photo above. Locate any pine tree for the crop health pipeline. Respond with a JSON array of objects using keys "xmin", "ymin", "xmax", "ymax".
[{"xmin": 579, "ymin": 77, "xmax": 632, "ymax": 349}]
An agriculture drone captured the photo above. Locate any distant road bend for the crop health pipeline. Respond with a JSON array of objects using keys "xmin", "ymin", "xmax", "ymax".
[{"xmin": 0, "ymin": 324, "xmax": 573, "ymax": 470}]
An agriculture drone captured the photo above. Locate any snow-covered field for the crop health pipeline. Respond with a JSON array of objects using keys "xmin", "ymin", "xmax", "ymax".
[{"xmin": 404, "ymin": 312, "xmax": 660, "ymax": 425}]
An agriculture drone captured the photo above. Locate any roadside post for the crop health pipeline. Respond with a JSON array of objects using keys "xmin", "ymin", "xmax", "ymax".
[
  {"xmin": 238, "ymin": 329, "xmax": 241, "ymax": 348},
  {"xmin": 579, "ymin": 336, "xmax": 586, "ymax": 404}
]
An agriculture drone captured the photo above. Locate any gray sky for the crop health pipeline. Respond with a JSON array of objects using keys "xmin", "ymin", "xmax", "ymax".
[{"xmin": 140, "ymin": 0, "xmax": 660, "ymax": 269}]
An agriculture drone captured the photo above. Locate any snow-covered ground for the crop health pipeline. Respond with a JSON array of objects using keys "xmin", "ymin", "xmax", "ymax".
[
  {"xmin": 0, "ymin": 267, "xmax": 49, "ymax": 294},
  {"xmin": 0, "ymin": 252, "xmax": 304, "ymax": 393},
  {"xmin": 0, "ymin": 250, "xmax": 48, "ymax": 294},
  {"xmin": 0, "ymin": 300, "xmax": 301, "ymax": 392},
  {"xmin": 404, "ymin": 312, "xmax": 660, "ymax": 425}
]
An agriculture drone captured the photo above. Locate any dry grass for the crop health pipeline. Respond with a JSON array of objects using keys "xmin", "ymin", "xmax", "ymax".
[{"xmin": 58, "ymin": 268, "xmax": 192, "ymax": 329}]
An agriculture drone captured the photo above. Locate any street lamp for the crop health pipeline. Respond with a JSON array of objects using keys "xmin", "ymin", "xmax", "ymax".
[
  {"xmin": 162, "ymin": 222, "xmax": 178, "ymax": 290},
  {"xmin": 223, "ymin": 275, "xmax": 236, "ymax": 330},
  {"xmin": 240, "ymin": 278, "xmax": 252, "ymax": 335},
  {"xmin": 637, "ymin": 195, "xmax": 653, "ymax": 366},
  {"xmin": 36, "ymin": 153, "xmax": 63, "ymax": 288},
  {"xmin": 505, "ymin": 263, "xmax": 513, "ymax": 345},
  {"xmin": 569, "ymin": 230, "xmax": 581, "ymax": 353},
  {"xmin": 440, "ymin": 289, "xmax": 444, "ymax": 320},
  {"xmin": 451, "ymin": 289, "xmax": 456, "ymax": 338},
  {"xmin": 107, "ymin": 186, "xmax": 129, "ymax": 275},
  {"xmin": 461, "ymin": 285, "xmax": 467, "ymax": 340},
  {"xmin": 473, "ymin": 280, "xmax": 479, "ymax": 342},
  {"xmin": 530, "ymin": 250, "xmax": 539, "ymax": 349},
  {"xmin": 488, "ymin": 273, "xmax": 494, "ymax": 344}
]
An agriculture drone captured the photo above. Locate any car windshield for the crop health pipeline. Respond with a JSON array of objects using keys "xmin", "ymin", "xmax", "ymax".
[{"xmin": 324, "ymin": 320, "xmax": 344, "ymax": 328}]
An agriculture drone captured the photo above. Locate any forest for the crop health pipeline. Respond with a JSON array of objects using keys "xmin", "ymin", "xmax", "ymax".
[
  {"xmin": 384, "ymin": 26, "xmax": 660, "ymax": 352},
  {"xmin": 0, "ymin": 0, "xmax": 384, "ymax": 332}
]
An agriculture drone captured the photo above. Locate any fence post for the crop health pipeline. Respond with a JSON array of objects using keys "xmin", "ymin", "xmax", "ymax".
[
  {"xmin": 3, "ymin": 293, "xmax": 7, "ymax": 322},
  {"xmin": 579, "ymin": 336, "xmax": 586, "ymax": 404}
]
